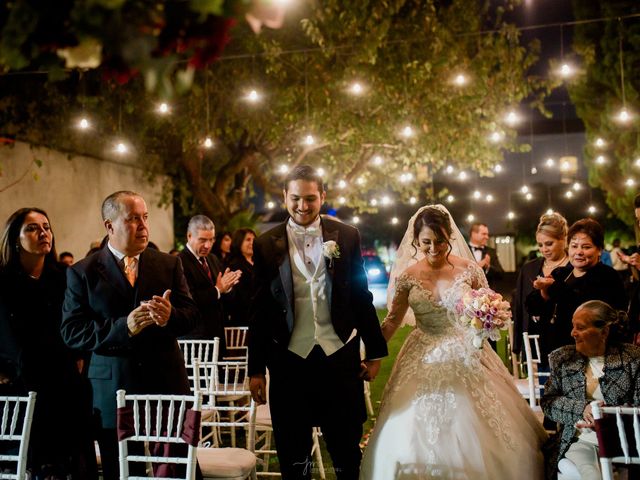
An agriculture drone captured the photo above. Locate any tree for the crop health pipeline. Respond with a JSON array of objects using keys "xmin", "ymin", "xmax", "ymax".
[
  {"xmin": 1, "ymin": 0, "xmax": 551, "ymax": 229},
  {"xmin": 569, "ymin": 0, "xmax": 640, "ymax": 227}
]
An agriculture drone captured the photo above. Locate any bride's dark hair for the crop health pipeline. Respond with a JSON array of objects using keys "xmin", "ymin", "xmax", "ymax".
[{"xmin": 411, "ymin": 206, "xmax": 454, "ymax": 261}]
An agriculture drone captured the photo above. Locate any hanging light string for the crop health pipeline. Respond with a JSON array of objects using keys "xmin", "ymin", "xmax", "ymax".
[{"xmin": 618, "ymin": 18, "xmax": 626, "ymax": 108}]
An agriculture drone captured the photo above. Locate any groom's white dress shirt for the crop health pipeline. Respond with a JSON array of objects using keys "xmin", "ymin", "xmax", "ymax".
[{"xmin": 286, "ymin": 217, "xmax": 344, "ymax": 358}]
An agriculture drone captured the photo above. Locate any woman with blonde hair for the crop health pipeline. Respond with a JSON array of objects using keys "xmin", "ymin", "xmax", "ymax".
[{"xmin": 512, "ymin": 212, "xmax": 569, "ymax": 363}]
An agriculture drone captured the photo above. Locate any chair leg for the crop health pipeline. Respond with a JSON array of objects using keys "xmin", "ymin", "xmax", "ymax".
[
  {"xmin": 363, "ymin": 382, "xmax": 374, "ymax": 417},
  {"xmin": 311, "ymin": 427, "xmax": 326, "ymax": 480}
]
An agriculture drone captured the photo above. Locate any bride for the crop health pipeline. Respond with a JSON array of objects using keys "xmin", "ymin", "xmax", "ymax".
[{"xmin": 360, "ymin": 205, "xmax": 547, "ymax": 479}]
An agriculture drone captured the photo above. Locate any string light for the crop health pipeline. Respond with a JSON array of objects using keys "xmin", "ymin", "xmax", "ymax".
[
  {"xmin": 596, "ymin": 155, "xmax": 606, "ymax": 165},
  {"xmin": 352, "ymin": 216, "xmax": 360, "ymax": 224},
  {"xmin": 467, "ymin": 214, "xmax": 475, "ymax": 222},
  {"xmin": 525, "ymin": 192, "xmax": 533, "ymax": 201},
  {"xmin": 203, "ymin": 137, "xmax": 214, "ymax": 149},
  {"xmin": 453, "ymin": 74, "xmax": 467, "ymax": 86},
  {"xmin": 337, "ymin": 180, "xmax": 347, "ymax": 189},
  {"xmin": 401, "ymin": 126, "xmax": 414, "ymax": 138},
  {"xmin": 266, "ymin": 201, "xmax": 275, "ymax": 209},
  {"xmin": 304, "ymin": 134, "xmax": 315, "ymax": 146},
  {"xmin": 316, "ymin": 167, "xmax": 325, "ymax": 177},
  {"xmin": 489, "ymin": 131, "xmax": 504, "ymax": 143},
  {"xmin": 447, "ymin": 194, "xmax": 455, "ymax": 203},
  {"xmin": 245, "ymin": 89, "xmax": 261, "ymax": 102},
  {"xmin": 565, "ymin": 190, "xmax": 574, "ymax": 199},
  {"xmin": 504, "ymin": 111, "xmax": 520, "ymax": 126},
  {"xmin": 615, "ymin": 108, "xmax": 632, "ymax": 124},
  {"xmin": 588, "ymin": 205, "xmax": 596, "ymax": 214},
  {"xmin": 507, "ymin": 211, "xmax": 515, "ymax": 219},
  {"xmin": 156, "ymin": 102, "xmax": 170, "ymax": 114},
  {"xmin": 445, "ymin": 165, "xmax": 455, "ymax": 174},
  {"xmin": 572, "ymin": 182, "xmax": 582, "ymax": 191},
  {"xmin": 473, "ymin": 190, "xmax": 482, "ymax": 199},
  {"xmin": 458, "ymin": 171, "xmax": 467, "ymax": 181},
  {"xmin": 77, "ymin": 117, "xmax": 91, "ymax": 130},
  {"xmin": 356, "ymin": 177, "xmax": 366, "ymax": 186},
  {"xmin": 545, "ymin": 158, "xmax": 555, "ymax": 167},
  {"xmin": 531, "ymin": 166, "xmax": 538, "ymax": 175},
  {"xmin": 594, "ymin": 138, "xmax": 606, "ymax": 148},
  {"xmin": 625, "ymin": 178, "xmax": 636, "ymax": 187},
  {"xmin": 370, "ymin": 198, "xmax": 378, "ymax": 206},
  {"xmin": 381, "ymin": 195, "xmax": 392, "ymax": 206},
  {"xmin": 494, "ymin": 164, "xmax": 503, "ymax": 173},
  {"xmin": 485, "ymin": 194, "xmax": 494, "ymax": 202},
  {"xmin": 559, "ymin": 63, "xmax": 574, "ymax": 78},
  {"xmin": 278, "ymin": 164, "xmax": 289, "ymax": 174},
  {"xmin": 114, "ymin": 142, "xmax": 128, "ymax": 154},
  {"xmin": 391, "ymin": 217, "xmax": 399, "ymax": 225},
  {"xmin": 338, "ymin": 196, "xmax": 346, "ymax": 204},
  {"xmin": 399, "ymin": 173, "xmax": 413, "ymax": 183},
  {"xmin": 546, "ymin": 208, "xmax": 554, "ymax": 215},
  {"xmin": 560, "ymin": 160, "xmax": 570, "ymax": 171},
  {"xmin": 409, "ymin": 196, "xmax": 417, "ymax": 205},
  {"xmin": 349, "ymin": 82, "xmax": 364, "ymax": 95},
  {"xmin": 520, "ymin": 185, "xmax": 529, "ymax": 194},
  {"xmin": 635, "ymin": 158, "xmax": 640, "ymax": 168},
  {"xmin": 372, "ymin": 155, "xmax": 384, "ymax": 166}
]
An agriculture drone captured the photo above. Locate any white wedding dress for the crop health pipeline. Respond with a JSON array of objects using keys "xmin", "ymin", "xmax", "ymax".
[{"xmin": 360, "ymin": 263, "xmax": 547, "ymax": 480}]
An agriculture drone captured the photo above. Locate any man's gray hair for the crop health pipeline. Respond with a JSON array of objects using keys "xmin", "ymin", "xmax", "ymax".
[
  {"xmin": 102, "ymin": 191, "xmax": 141, "ymax": 221},
  {"xmin": 188, "ymin": 215, "xmax": 215, "ymax": 234}
]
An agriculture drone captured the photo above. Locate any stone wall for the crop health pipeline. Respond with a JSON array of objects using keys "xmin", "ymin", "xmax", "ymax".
[{"xmin": 0, "ymin": 142, "xmax": 174, "ymax": 259}]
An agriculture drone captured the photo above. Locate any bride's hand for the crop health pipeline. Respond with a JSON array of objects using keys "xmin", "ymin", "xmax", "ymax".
[{"xmin": 360, "ymin": 359, "xmax": 381, "ymax": 382}]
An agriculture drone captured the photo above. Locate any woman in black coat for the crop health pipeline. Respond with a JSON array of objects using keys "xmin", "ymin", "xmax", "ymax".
[
  {"xmin": 225, "ymin": 228, "xmax": 256, "ymax": 327},
  {"xmin": 512, "ymin": 212, "xmax": 569, "ymax": 359},
  {"xmin": 0, "ymin": 208, "xmax": 96, "ymax": 479},
  {"xmin": 526, "ymin": 218, "xmax": 628, "ymax": 356}
]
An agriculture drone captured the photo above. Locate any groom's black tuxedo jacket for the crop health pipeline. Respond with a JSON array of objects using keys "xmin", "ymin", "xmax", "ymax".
[
  {"xmin": 248, "ymin": 216, "xmax": 387, "ymax": 376},
  {"xmin": 61, "ymin": 246, "xmax": 200, "ymax": 429}
]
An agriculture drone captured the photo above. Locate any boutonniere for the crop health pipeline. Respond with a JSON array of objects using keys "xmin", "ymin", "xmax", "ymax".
[{"xmin": 322, "ymin": 240, "xmax": 340, "ymax": 267}]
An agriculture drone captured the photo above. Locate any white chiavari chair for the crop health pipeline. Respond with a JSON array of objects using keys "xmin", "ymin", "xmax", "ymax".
[
  {"xmin": 0, "ymin": 392, "xmax": 36, "ymax": 480},
  {"xmin": 224, "ymin": 327, "xmax": 249, "ymax": 362}
]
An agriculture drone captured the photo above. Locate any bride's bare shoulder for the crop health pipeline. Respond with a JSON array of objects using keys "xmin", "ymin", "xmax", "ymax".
[
  {"xmin": 402, "ymin": 263, "xmax": 422, "ymax": 279},
  {"xmin": 448, "ymin": 255, "xmax": 475, "ymax": 269}
]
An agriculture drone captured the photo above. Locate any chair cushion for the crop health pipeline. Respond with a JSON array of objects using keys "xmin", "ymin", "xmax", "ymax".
[
  {"xmin": 514, "ymin": 378, "xmax": 530, "ymax": 396},
  {"xmin": 198, "ymin": 447, "xmax": 256, "ymax": 479},
  {"xmin": 557, "ymin": 458, "xmax": 581, "ymax": 480}
]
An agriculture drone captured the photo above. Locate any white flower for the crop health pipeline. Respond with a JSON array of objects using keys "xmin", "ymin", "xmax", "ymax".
[{"xmin": 322, "ymin": 241, "xmax": 340, "ymax": 261}]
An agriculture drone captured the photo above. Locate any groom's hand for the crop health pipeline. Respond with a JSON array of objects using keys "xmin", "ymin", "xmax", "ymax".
[
  {"xmin": 360, "ymin": 359, "xmax": 381, "ymax": 382},
  {"xmin": 250, "ymin": 374, "xmax": 267, "ymax": 405}
]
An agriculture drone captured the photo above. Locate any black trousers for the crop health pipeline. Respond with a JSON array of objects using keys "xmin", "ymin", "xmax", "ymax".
[{"xmin": 267, "ymin": 340, "xmax": 366, "ymax": 480}]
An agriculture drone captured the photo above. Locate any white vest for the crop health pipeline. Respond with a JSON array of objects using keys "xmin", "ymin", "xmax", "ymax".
[{"xmin": 287, "ymin": 244, "xmax": 344, "ymax": 358}]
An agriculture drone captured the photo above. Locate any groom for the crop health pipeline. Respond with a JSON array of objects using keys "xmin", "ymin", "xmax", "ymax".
[{"xmin": 248, "ymin": 165, "xmax": 387, "ymax": 479}]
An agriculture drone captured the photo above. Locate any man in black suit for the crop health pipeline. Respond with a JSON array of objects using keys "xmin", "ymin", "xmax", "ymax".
[
  {"xmin": 248, "ymin": 165, "xmax": 388, "ymax": 479},
  {"xmin": 468, "ymin": 222, "xmax": 504, "ymax": 287},
  {"xmin": 178, "ymin": 215, "xmax": 241, "ymax": 353},
  {"xmin": 61, "ymin": 191, "xmax": 200, "ymax": 480}
]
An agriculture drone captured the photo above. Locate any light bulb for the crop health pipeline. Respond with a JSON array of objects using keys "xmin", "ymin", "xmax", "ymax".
[
  {"xmin": 489, "ymin": 131, "xmax": 503, "ymax": 143},
  {"xmin": 337, "ymin": 180, "xmax": 347, "ymax": 189},
  {"xmin": 573, "ymin": 182, "xmax": 581, "ymax": 191},
  {"xmin": 372, "ymin": 156, "xmax": 383, "ymax": 166},
  {"xmin": 473, "ymin": 190, "xmax": 481, "ymax": 199},
  {"xmin": 157, "ymin": 102, "xmax": 170, "ymax": 114},
  {"xmin": 114, "ymin": 142, "xmax": 128, "ymax": 154},
  {"xmin": 78, "ymin": 118, "xmax": 90, "ymax": 130},
  {"xmin": 525, "ymin": 192, "xmax": 533, "ymax": 201},
  {"xmin": 595, "ymin": 138, "xmax": 606, "ymax": 148},
  {"xmin": 505, "ymin": 111, "xmax": 519, "ymax": 126},
  {"xmin": 596, "ymin": 155, "xmax": 606, "ymax": 165},
  {"xmin": 352, "ymin": 216, "xmax": 360, "ymax": 224},
  {"xmin": 391, "ymin": 217, "xmax": 399, "ymax": 225},
  {"xmin": 409, "ymin": 196, "xmax": 417, "ymax": 205},
  {"xmin": 381, "ymin": 195, "xmax": 391, "ymax": 206},
  {"xmin": 278, "ymin": 164, "xmax": 289, "ymax": 174},
  {"xmin": 316, "ymin": 168, "xmax": 325, "ymax": 177},
  {"xmin": 247, "ymin": 90, "xmax": 260, "ymax": 102},
  {"xmin": 203, "ymin": 137, "xmax": 214, "ymax": 149},
  {"xmin": 356, "ymin": 177, "xmax": 366, "ymax": 186},
  {"xmin": 453, "ymin": 74, "xmax": 467, "ymax": 86},
  {"xmin": 545, "ymin": 158, "xmax": 555, "ymax": 167},
  {"xmin": 350, "ymin": 82, "xmax": 363, "ymax": 95},
  {"xmin": 445, "ymin": 165, "xmax": 455, "ymax": 174},
  {"xmin": 588, "ymin": 205, "xmax": 596, "ymax": 214},
  {"xmin": 458, "ymin": 171, "xmax": 467, "ymax": 181},
  {"xmin": 546, "ymin": 208, "xmax": 554, "ymax": 215},
  {"xmin": 447, "ymin": 195, "xmax": 455, "ymax": 203},
  {"xmin": 266, "ymin": 201, "xmax": 275, "ymax": 209},
  {"xmin": 467, "ymin": 214, "xmax": 475, "ymax": 222},
  {"xmin": 401, "ymin": 126, "xmax": 414, "ymax": 138},
  {"xmin": 616, "ymin": 108, "xmax": 631, "ymax": 123},
  {"xmin": 304, "ymin": 135, "xmax": 315, "ymax": 146},
  {"xmin": 559, "ymin": 63, "xmax": 573, "ymax": 78},
  {"xmin": 338, "ymin": 196, "xmax": 346, "ymax": 204},
  {"xmin": 531, "ymin": 167, "xmax": 538, "ymax": 175},
  {"xmin": 494, "ymin": 164, "xmax": 503, "ymax": 173},
  {"xmin": 565, "ymin": 190, "xmax": 574, "ymax": 199},
  {"xmin": 560, "ymin": 161, "xmax": 570, "ymax": 171},
  {"xmin": 521, "ymin": 185, "xmax": 529, "ymax": 194},
  {"xmin": 370, "ymin": 199, "xmax": 378, "ymax": 206},
  {"xmin": 486, "ymin": 194, "xmax": 494, "ymax": 202},
  {"xmin": 625, "ymin": 178, "xmax": 635, "ymax": 187},
  {"xmin": 507, "ymin": 211, "xmax": 515, "ymax": 220},
  {"xmin": 635, "ymin": 158, "xmax": 640, "ymax": 168}
]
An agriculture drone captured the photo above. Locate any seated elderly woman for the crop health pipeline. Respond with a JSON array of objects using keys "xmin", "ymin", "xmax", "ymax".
[{"xmin": 541, "ymin": 300, "xmax": 640, "ymax": 480}]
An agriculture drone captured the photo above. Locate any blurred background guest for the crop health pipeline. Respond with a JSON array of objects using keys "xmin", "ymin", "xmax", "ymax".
[
  {"xmin": 512, "ymin": 212, "xmax": 568, "ymax": 364},
  {"xmin": 526, "ymin": 218, "xmax": 628, "ymax": 354},
  {"xmin": 212, "ymin": 230, "xmax": 232, "ymax": 265},
  {"xmin": 0, "ymin": 208, "xmax": 96, "ymax": 479},
  {"xmin": 541, "ymin": 300, "xmax": 640, "ymax": 480},
  {"xmin": 58, "ymin": 251, "xmax": 74, "ymax": 266},
  {"xmin": 225, "ymin": 228, "xmax": 256, "ymax": 327}
]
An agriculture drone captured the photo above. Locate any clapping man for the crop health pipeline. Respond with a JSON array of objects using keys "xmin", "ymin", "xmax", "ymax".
[
  {"xmin": 61, "ymin": 191, "xmax": 200, "ymax": 480},
  {"xmin": 248, "ymin": 165, "xmax": 387, "ymax": 479},
  {"xmin": 468, "ymin": 222, "xmax": 504, "ymax": 287}
]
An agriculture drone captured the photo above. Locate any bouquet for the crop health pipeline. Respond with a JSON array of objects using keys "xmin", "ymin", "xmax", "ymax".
[{"xmin": 455, "ymin": 287, "xmax": 512, "ymax": 349}]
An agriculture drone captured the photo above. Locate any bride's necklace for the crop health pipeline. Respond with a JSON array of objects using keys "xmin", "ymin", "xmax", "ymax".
[{"xmin": 543, "ymin": 255, "xmax": 567, "ymax": 271}]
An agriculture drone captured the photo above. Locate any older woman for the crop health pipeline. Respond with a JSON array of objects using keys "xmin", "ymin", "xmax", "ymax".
[
  {"xmin": 526, "ymin": 218, "xmax": 627, "ymax": 354},
  {"xmin": 0, "ymin": 208, "xmax": 96, "ymax": 479},
  {"xmin": 225, "ymin": 228, "xmax": 256, "ymax": 327},
  {"xmin": 541, "ymin": 300, "xmax": 640, "ymax": 480},
  {"xmin": 513, "ymin": 212, "xmax": 569, "ymax": 360}
]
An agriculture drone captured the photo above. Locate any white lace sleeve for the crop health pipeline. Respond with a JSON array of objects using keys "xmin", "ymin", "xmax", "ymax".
[
  {"xmin": 469, "ymin": 262, "xmax": 489, "ymax": 289},
  {"xmin": 381, "ymin": 273, "xmax": 415, "ymax": 341}
]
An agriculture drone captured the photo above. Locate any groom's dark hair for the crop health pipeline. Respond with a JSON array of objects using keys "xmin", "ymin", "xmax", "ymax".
[{"xmin": 284, "ymin": 165, "xmax": 325, "ymax": 194}]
